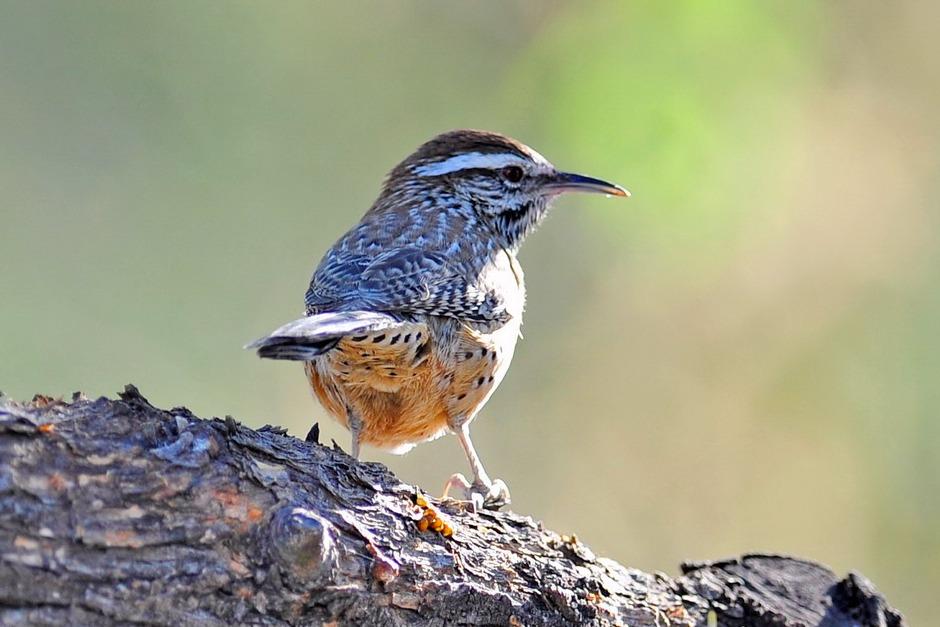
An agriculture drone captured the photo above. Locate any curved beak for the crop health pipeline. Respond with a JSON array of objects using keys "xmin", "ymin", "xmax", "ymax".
[{"xmin": 545, "ymin": 171, "xmax": 630, "ymax": 198}]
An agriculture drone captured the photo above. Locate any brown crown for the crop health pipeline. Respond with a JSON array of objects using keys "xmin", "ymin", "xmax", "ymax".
[{"xmin": 388, "ymin": 129, "xmax": 539, "ymax": 178}]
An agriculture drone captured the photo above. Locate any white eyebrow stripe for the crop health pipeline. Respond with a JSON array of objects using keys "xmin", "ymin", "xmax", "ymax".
[{"xmin": 413, "ymin": 151, "xmax": 549, "ymax": 176}]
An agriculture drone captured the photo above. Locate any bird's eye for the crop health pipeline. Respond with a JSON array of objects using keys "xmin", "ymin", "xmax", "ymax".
[{"xmin": 501, "ymin": 165, "xmax": 524, "ymax": 183}]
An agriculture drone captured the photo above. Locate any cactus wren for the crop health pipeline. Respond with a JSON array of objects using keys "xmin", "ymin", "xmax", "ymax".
[{"xmin": 248, "ymin": 130, "xmax": 627, "ymax": 509}]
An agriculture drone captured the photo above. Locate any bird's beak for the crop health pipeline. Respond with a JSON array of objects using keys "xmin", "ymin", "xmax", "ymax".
[{"xmin": 545, "ymin": 171, "xmax": 630, "ymax": 198}]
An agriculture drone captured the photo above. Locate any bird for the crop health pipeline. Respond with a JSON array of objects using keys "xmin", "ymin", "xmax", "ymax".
[{"xmin": 247, "ymin": 129, "xmax": 628, "ymax": 509}]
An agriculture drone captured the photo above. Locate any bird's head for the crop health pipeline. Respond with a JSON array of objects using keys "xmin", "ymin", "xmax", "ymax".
[{"xmin": 381, "ymin": 129, "xmax": 628, "ymax": 250}]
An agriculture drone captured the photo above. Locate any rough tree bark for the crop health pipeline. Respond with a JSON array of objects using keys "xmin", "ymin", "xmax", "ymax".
[{"xmin": 0, "ymin": 386, "xmax": 905, "ymax": 626}]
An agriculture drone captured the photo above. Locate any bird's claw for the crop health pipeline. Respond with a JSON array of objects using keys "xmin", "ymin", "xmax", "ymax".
[{"xmin": 443, "ymin": 473, "xmax": 511, "ymax": 512}]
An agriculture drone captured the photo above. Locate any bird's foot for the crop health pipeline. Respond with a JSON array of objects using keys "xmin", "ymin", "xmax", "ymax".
[{"xmin": 442, "ymin": 473, "xmax": 511, "ymax": 512}]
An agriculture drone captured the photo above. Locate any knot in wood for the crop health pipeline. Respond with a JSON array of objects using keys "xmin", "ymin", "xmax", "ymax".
[{"xmin": 269, "ymin": 506, "xmax": 337, "ymax": 582}]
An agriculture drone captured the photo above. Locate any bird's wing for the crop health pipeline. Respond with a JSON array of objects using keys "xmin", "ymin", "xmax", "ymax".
[{"xmin": 305, "ymin": 247, "xmax": 510, "ymax": 324}]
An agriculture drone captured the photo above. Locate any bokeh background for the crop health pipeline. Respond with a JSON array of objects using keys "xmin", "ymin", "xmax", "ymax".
[{"xmin": 2, "ymin": 1, "xmax": 937, "ymax": 622}]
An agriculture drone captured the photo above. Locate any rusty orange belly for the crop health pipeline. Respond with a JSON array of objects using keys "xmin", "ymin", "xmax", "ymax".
[{"xmin": 302, "ymin": 317, "xmax": 515, "ymax": 453}]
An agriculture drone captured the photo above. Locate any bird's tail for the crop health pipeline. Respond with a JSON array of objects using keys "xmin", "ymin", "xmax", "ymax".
[{"xmin": 245, "ymin": 311, "xmax": 400, "ymax": 361}]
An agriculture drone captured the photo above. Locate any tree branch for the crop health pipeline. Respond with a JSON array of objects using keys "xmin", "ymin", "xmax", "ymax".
[{"xmin": 0, "ymin": 386, "xmax": 905, "ymax": 626}]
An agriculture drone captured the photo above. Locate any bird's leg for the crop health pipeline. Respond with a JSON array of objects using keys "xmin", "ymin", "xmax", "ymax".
[
  {"xmin": 347, "ymin": 406, "xmax": 363, "ymax": 460},
  {"xmin": 443, "ymin": 423, "xmax": 510, "ymax": 510}
]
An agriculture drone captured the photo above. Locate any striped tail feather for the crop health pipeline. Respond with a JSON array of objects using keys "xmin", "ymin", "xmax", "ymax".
[{"xmin": 246, "ymin": 311, "xmax": 401, "ymax": 361}]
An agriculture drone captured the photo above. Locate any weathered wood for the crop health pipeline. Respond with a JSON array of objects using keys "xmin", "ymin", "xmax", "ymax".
[{"xmin": 0, "ymin": 386, "xmax": 905, "ymax": 626}]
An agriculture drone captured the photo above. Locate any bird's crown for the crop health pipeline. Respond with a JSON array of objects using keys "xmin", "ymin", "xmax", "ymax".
[{"xmin": 393, "ymin": 129, "xmax": 552, "ymax": 176}]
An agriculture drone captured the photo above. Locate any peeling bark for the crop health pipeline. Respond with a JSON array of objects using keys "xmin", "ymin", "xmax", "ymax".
[{"xmin": 0, "ymin": 387, "xmax": 905, "ymax": 626}]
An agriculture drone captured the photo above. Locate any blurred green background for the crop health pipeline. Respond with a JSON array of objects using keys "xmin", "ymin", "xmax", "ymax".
[{"xmin": 2, "ymin": 1, "xmax": 937, "ymax": 622}]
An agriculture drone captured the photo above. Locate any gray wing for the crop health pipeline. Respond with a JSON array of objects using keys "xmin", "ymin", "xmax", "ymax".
[{"xmin": 305, "ymin": 247, "xmax": 509, "ymax": 324}]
